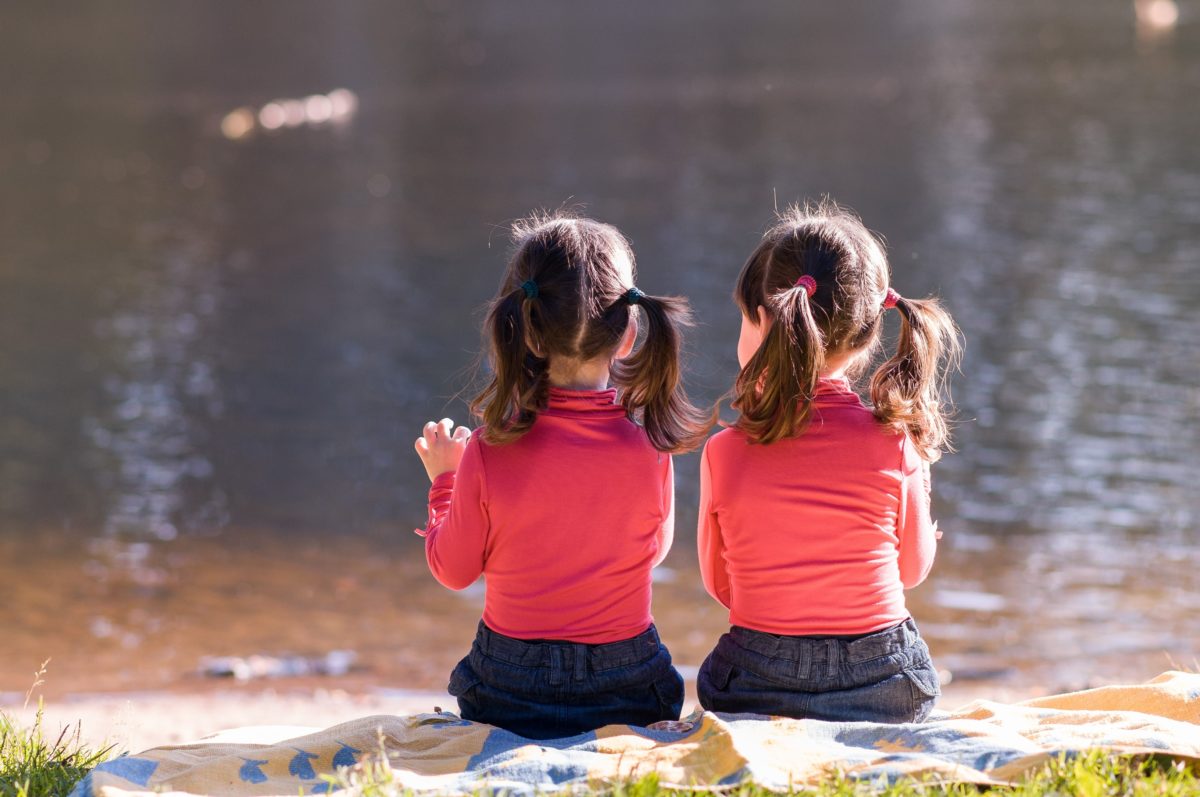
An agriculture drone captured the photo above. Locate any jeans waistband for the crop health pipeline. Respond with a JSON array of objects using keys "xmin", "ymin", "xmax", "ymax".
[
  {"xmin": 729, "ymin": 618, "xmax": 919, "ymax": 666},
  {"xmin": 474, "ymin": 622, "xmax": 663, "ymax": 670}
]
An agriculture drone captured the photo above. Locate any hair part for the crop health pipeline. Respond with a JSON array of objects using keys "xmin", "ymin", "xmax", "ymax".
[
  {"xmin": 731, "ymin": 198, "xmax": 961, "ymax": 459},
  {"xmin": 471, "ymin": 211, "xmax": 711, "ymax": 453}
]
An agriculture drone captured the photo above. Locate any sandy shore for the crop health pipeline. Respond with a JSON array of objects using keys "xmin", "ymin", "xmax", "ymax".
[
  {"xmin": 5, "ymin": 687, "xmax": 454, "ymax": 753},
  {"xmin": 4, "ymin": 680, "xmax": 1046, "ymax": 755}
]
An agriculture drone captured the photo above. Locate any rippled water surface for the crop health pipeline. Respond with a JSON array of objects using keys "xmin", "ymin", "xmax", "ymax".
[{"xmin": 2, "ymin": 2, "xmax": 1198, "ymax": 700}]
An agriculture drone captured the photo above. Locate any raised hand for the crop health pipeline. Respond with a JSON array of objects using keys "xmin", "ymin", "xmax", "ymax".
[{"xmin": 414, "ymin": 418, "xmax": 472, "ymax": 482}]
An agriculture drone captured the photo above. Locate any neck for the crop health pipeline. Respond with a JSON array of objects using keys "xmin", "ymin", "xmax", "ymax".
[
  {"xmin": 820, "ymin": 362, "xmax": 850, "ymax": 380},
  {"xmin": 820, "ymin": 349, "xmax": 863, "ymax": 381},
  {"xmin": 547, "ymin": 356, "xmax": 612, "ymax": 390},
  {"xmin": 819, "ymin": 354, "xmax": 848, "ymax": 381}
]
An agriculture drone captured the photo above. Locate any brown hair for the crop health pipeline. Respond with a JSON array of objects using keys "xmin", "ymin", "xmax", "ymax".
[
  {"xmin": 471, "ymin": 212, "xmax": 711, "ymax": 453},
  {"xmin": 732, "ymin": 199, "xmax": 961, "ymax": 460}
]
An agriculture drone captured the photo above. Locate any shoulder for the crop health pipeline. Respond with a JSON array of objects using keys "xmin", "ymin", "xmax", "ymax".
[
  {"xmin": 862, "ymin": 413, "xmax": 912, "ymax": 462},
  {"xmin": 463, "ymin": 426, "xmax": 493, "ymax": 464},
  {"xmin": 824, "ymin": 394, "xmax": 904, "ymax": 442},
  {"xmin": 706, "ymin": 425, "xmax": 747, "ymax": 447},
  {"xmin": 897, "ymin": 431, "xmax": 925, "ymax": 476},
  {"xmin": 702, "ymin": 426, "xmax": 750, "ymax": 464},
  {"xmin": 849, "ymin": 415, "xmax": 921, "ymax": 475}
]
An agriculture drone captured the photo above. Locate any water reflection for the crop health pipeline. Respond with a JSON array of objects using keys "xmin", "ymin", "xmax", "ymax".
[
  {"xmin": 1136, "ymin": 0, "xmax": 1180, "ymax": 39},
  {"xmin": 915, "ymin": 4, "xmax": 1200, "ymax": 544},
  {"xmin": 221, "ymin": 88, "xmax": 358, "ymax": 140},
  {"xmin": 85, "ymin": 231, "xmax": 226, "ymax": 543},
  {"xmin": 1, "ymin": 1, "xmax": 1197, "ymax": 698}
]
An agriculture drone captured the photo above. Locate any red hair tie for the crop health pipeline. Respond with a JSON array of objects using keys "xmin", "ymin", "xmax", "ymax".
[
  {"xmin": 794, "ymin": 275, "xmax": 817, "ymax": 297},
  {"xmin": 883, "ymin": 288, "xmax": 902, "ymax": 309}
]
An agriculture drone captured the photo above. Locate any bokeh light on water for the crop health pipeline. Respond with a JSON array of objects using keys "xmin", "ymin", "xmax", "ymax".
[{"xmin": 0, "ymin": 1, "xmax": 1197, "ymax": 701}]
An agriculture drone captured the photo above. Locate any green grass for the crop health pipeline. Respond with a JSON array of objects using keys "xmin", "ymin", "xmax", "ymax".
[
  {"xmin": 0, "ymin": 704, "xmax": 114, "ymax": 797},
  {"xmin": 0, "ymin": 661, "xmax": 113, "ymax": 797}
]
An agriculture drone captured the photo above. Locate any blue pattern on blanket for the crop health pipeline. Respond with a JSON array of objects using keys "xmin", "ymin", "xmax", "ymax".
[
  {"xmin": 331, "ymin": 742, "xmax": 360, "ymax": 769},
  {"xmin": 94, "ymin": 756, "xmax": 159, "ymax": 786},
  {"xmin": 289, "ymin": 749, "xmax": 320, "ymax": 779},
  {"xmin": 238, "ymin": 758, "xmax": 270, "ymax": 783},
  {"xmin": 67, "ymin": 756, "xmax": 158, "ymax": 797},
  {"xmin": 69, "ymin": 672, "xmax": 1200, "ymax": 797}
]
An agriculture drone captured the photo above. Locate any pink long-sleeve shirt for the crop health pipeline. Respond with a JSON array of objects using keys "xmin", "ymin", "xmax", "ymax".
[
  {"xmin": 418, "ymin": 387, "xmax": 674, "ymax": 644},
  {"xmin": 698, "ymin": 377, "xmax": 936, "ymax": 636}
]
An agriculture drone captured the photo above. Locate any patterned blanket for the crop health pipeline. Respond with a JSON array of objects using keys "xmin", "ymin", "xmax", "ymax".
[{"xmin": 72, "ymin": 671, "xmax": 1200, "ymax": 796}]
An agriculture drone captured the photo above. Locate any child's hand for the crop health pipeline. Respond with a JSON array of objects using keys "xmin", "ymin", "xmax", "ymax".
[{"xmin": 415, "ymin": 418, "xmax": 472, "ymax": 482}]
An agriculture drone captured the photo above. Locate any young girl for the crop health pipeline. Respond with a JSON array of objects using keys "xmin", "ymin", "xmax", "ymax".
[
  {"xmin": 697, "ymin": 201, "xmax": 960, "ymax": 724},
  {"xmin": 414, "ymin": 213, "xmax": 710, "ymax": 739}
]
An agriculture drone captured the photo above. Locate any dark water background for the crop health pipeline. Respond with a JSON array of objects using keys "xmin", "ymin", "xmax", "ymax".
[{"xmin": 2, "ymin": 2, "xmax": 1198, "ymax": 700}]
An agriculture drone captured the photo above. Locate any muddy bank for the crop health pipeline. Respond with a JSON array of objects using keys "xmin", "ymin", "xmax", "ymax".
[{"xmin": 4, "ymin": 531, "xmax": 1195, "ymax": 708}]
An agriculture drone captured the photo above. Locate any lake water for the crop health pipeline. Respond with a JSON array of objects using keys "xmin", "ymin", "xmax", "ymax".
[{"xmin": 2, "ymin": 2, "xmax": 1198, "ymax": 703}]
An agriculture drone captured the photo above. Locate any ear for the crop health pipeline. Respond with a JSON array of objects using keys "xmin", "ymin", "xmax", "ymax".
[
  {"xmin": 614, "ymin": 315, "xmax": 638, "ymax": 360},
  {"xmin": 757, "ymin": 305, "xmax": 770, "ymax": 329}
]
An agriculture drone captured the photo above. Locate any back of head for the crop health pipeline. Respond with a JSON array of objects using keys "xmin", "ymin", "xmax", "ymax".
[
  {"xmin": 471, "ymin": 211, "xmax": 711, "ymax": 453},
  {"xmin": 733, "ymin": 199, "xmax": 961, "ymax": 459}
]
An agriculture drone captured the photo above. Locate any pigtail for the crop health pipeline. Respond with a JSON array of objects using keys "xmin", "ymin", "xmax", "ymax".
[
  {"xmin": 610, "ymin": 293, "xmax": 712, "ymax": 454},
  {"xmin": 869, "ymin": 295, "xmax": 962, "ymax": 461},
  {"xmin": 734, "ymin": 283, "xmax": 827, "ymax": 444},
  {"xmin": 470, "ymin": 286, "xmax": 550, "ymax": 446}
]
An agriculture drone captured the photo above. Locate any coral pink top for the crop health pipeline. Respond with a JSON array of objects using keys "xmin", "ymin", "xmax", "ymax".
[
  {"xmin": 418, "ymin": 387, "xmax": 674, "ymax": 644},
  {"xmin": 698, "ymin": 377, "xmax": 936, "ymax": 636}
]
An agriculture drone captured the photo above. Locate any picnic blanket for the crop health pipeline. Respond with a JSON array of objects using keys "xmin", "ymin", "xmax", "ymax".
[{"xmin": 72, "ymin": 670, "xmax": 1200, "ymax": 796}]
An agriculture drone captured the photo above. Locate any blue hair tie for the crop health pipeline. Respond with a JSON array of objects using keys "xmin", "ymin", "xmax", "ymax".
[
  {"xmin": 624, "ymin": 286, "xmax": 645, "ymax": 305},
  {"xmin": 521, "ymin": 280, "xmax": 538, "ymax": 299}
]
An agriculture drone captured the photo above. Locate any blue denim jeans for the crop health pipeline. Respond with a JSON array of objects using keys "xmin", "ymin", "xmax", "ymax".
[
  {"xmin": 697, "ymin": 618, "xmax": 940, "ymax": 723},
  {"xmin": 448, "ymin": 622, "xmax": 684, "ymax": 739}
]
